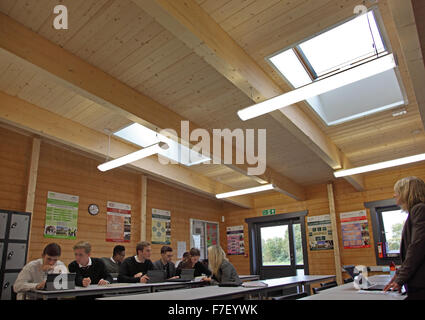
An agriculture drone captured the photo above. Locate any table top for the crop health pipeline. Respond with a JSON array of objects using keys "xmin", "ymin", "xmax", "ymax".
[
  {"xmin": 97, "ymin": 274, "xmax": 336, "ymax": 300},
  {"xmin": 301, "ymin": 275, "xmax": 406, "ymax": 300}
]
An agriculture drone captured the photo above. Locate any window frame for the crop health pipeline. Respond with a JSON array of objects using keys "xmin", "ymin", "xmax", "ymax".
[{"xmin": 365, "ymin": 199, "xmax": 403, "ymax": 265}]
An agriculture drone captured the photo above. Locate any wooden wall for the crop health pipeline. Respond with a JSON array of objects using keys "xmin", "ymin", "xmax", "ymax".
[{"xmin": 223, "ymin": 162, "xmax": 425, "ymax": 277}]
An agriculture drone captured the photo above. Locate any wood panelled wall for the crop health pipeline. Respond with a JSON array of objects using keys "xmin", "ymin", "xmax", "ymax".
[{"xmin": 223, "ymin": 163, "xmax": 425, "ymax": 277}]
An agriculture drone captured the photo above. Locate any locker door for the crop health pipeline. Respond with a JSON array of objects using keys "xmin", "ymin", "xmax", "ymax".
[
  {"xmin": 8, "ymin": 214, "xmax": 30, "ymax": 241},
  {"xmin": 0, "ymin": 242, "xmax": 4, "ymax": 267},
  {"xmin": 5, "ymin": 243, "xmax": 27, "ymax": 270},
  {"xmin": 1, "ymin": 272, "xmax": 19, "ymax": 300},
  {"xmin": 0, "ymin": 212, "xmax": 8, "ymax": 239}
]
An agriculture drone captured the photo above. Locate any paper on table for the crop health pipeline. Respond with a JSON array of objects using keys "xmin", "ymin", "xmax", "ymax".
[{"xmin": 242, "ymin": 281, "xmax": 268, "ymax": 287}]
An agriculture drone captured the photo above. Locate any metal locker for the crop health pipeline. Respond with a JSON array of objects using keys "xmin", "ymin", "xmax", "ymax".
[
  {"xmin": 0, "ymin": 212, "xmax": 7, "ymax": 239},
  {"xmin": 5, "ymin": 243, "xmax": 27, "ymax": 270},
  {"xmin": 1, "ymin": 272, "xmax": 19, "ymax": 300},
  {"xmin": 0, "ymin": 242, "xmax": 3, "ymax": 267},
  {"xmin": 8, "ymin": 214, "xmax": 30, "ymax": 241}
]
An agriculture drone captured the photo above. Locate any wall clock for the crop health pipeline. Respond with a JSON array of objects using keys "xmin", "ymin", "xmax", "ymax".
[{"xmin": 88, "ymin": 204, "xmax": 99, "ymax": 216}]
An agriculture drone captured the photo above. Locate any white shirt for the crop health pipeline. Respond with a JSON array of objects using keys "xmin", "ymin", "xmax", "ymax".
[{"xmin": 78, "ymin": 257, "xmax": 92, "ymax": 268}]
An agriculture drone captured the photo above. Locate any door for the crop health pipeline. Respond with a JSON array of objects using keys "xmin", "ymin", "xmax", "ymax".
[{"xmin": 257, "ymin": 221, "xmax": 297, "ymax": 279}]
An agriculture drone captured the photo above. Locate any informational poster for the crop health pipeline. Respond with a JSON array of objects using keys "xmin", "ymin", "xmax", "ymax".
[
  {"xmin": 44, "ymin": 191, "xmax": 79, "ymax": 239},
  {"xmin": 226, "ymin": 225, "xmax": 245, "ymax": 255},
  {"xmin": 106, "ymin": 201, "xmax": 131, "ymax": 242},
  {"xmin": 307, "ymin": 214, "xmax": 334, "ymax": 250},
  {"xmin": 151, "ymin": 208, "xmax": 171, "ymax": 244},
  {"xmin": 206, "ymin": 223, "xmax": 218, "ymax": 247},
  {"xmin": 341, "ymin": 210, "xmax": 371, "ymax": 249},
  {"xmin": 177, "ymin": 241, "xmax": 186, "ymax": 259}
]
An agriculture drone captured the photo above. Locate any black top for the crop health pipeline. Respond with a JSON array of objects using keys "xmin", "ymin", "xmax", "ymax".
[
  {"xmin": 68, "ymin": 258, "xmax": 113, "ymax": 286},
  {"xmin": 176, "ymin": 260, "xmax": 212, "ymax": 277},
  {"xmin": 118, "ymin": 256, "xmax": 154, "ymax": 283},
  {"xmin": 396, "ymin": 203, "xmax": 425, "ymax": 290}
]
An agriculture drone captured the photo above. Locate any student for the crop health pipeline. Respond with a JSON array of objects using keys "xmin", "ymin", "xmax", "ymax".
[
  {"xmin": 176, "ymin": 247, "xmax": 212, "ymax": 278},
  {"xmin": 68, "ymin": 241, "xmax": 112, "ymax": 287},
  {"xmin": 153, "ymin": 246, "xmax": 178, "ymax": 279},
  {"xmin": 384, "ymin": 177, "xmax": 425, "ymax": 300},
  {"xmin": 202, "ymin": 245, "xmax": 242, "ymax": 285},
  {"xmin": 14, "ymin": 243, "xmax": 67, "ymax": 300},
  {"xmin": 175, "ymin": 251, "xmax": 189, "ymax": 268},
  {"xmin": 101, "ymin": 245, "xmax": 125, "ymax": 275},
  {"xmin": 118, "ymin": 241, "xmax": 154, "ymax": 283}
]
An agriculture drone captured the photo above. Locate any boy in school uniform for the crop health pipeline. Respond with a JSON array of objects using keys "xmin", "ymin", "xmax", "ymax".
[
  {"xmin": 101, "ymin": 245, "xmax": 125, "ymax": 275},
  {"xmin": 14, "ymin": 243, "xmax": 68, "ymax": 300},
  {"xmin": 118, "ymin": 241, "xmax": 154, "ymax": 283},
  {"xmin": 68, "ymin": 241, "xmax": 113, "ymax": 287},
  {"xmin": 153, "ymin": 246, "xmax": 178, "ymax": 279}
]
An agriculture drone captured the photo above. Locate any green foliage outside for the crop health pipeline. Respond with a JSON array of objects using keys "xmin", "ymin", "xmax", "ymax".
[{"xmin": 388, "ymin": 223, "xmax": 403, "ymax": 251}]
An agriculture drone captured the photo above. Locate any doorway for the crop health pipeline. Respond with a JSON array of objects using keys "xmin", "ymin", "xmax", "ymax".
[{"xmin": 246, "ymin": 211, "xmax": 309, "ymax": 279}]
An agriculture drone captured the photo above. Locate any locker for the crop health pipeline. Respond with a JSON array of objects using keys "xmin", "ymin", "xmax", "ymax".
[
  {"xmin": 0, "ymin": 212, "xmax": 7, "ymax": 239},
  {"xmin": 0, "ymin": 242, "xmax": 3, "ymax": 267},
  {"xmin": 5, "ymin": 243, "xmax": 27, "ymax": 270},
  {"xmin": 8, "ymin": 214, "xmax": 30, "ymax": 241},
  {"xmin": 1, "ymin": 272, "xmax": 19, "ymax": 300}
]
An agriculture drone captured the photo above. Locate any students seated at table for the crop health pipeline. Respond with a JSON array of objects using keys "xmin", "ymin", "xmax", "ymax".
[
  {"xmin": 118, "ymin": 241, "xmax": 154, "ymax": 283},
  {"xmin": 101, "ymin": 245, "xmax": 125, "ymax": 275},
  {"xmin": 176, "ymin": 247, "xmax": 212, "ymax": 278},
  {"xmin": 153, "ymin": 246, "xmax": 178, "ymax": 279},
  {"xmin": 202, "ymin": 245, "xmax": 242, "ymax": 285},
  {"xmin": 14, "ymin": 243, "xmax": 68, "ymax": 300},
  {"xmin": 175, "ymin": 251, "xmax": 189, "ymax": 268},
  {"xmin": 68, "ymin": 241, "xmax": 113, "ymax": 287}
]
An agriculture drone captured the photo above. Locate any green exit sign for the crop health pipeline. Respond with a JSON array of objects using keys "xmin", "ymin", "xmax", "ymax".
[{"xmin": 262, "ymin": 209, "xmax": 276, "ymax": 216}]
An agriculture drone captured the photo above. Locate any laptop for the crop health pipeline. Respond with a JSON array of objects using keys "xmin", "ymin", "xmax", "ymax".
[
  {"xmin": 146, "ymin": 270, "xmax": 166, "ymax": 283},
  {"xmin": 44, "ymin": 273, "xmax": 76, "ymax": 291},
  {"xmin": 167, "ymin": 269, "xmax": 195, "ymax": 282}
]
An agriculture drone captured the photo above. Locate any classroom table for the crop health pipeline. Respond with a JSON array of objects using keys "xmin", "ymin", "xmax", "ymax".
[
  {"xmin": 96, "ymin": 275, "xmax": 336, "ymax": 300},
  {"xmin": 300, "ymin": 275, "xmax": 406, "ymax": 300},
  {"xmin": 25, "ymin": 274, "xmax": 261, "ymax": 300}
]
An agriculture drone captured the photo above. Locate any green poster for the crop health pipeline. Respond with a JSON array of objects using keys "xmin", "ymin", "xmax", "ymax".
[{"xmin": 44, "ymin": 191, "xmax": 79, "ymax": 239}]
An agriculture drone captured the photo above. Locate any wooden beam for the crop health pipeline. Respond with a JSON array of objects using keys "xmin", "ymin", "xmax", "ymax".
[
  {"xmin": 0, "ymin": 90, "xmax": 254, "ymax": 209},
  {"xmin": 386, "ymin": 0, "xmax": 425, "ymax": 130},
  {"xmin": 25, "ymin": 137, "xmax": 41, "ymax": 259},
  {"xmin": 141, "ymin": 175, "xmax": 148, "ymax": 241},
  {"xmin": 136, "ymin": 0, "xmax": 364, "ymax": 191},
  {"xmin": 327, "ymin": 183, "xmax": 343, "ymax": 285},
  {"xmin": 0, "ymin": 12, "xmax": 305, "ymax": 201}
]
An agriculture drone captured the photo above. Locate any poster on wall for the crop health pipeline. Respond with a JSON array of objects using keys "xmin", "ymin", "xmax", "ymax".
[
  {"xmin": 226, "ymin": 225, "xmax": 245, "ymax": 255},
  {"xmin": 151, "ymin": 208, "xmax": 171, "ymax": 244},
  {"xmin": 106, "ymin": 201, "xmax": 132, "ymax": 242},
  {"xmin": 340, "ymin": 210, "xmax": 371, "ymax": 249},
  {"xmin": 44, "ymin": 191, "xmax": 79, "ymax": 239},
  {"xmin": 307, "ymin": 214, "xmax": 334, "ymax": 250},
  {"xmin": 206, "ymin": 222, "xmax": 218, "ymax": 247}
]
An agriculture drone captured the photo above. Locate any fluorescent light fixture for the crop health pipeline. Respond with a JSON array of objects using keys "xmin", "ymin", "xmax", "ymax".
[
  {"xmin": 334, "ymin": 153, "xmax": 425, "ymax": 178},
  {"xmin": 238, "ymin": 53, "xmax": 397, "ymax": 121},
  {"xmin": 98, "ymin": 142, "xmax": 168, "ymax": 172},
  {"xmin": 216, "ymin": 184, "xmax": 275, "ymax": 199}
]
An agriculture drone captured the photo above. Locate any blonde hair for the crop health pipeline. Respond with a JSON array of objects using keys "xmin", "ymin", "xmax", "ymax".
[
  {"xmin": 394, "ymin": 176, "xmax": 425, "ymax": 213},
  {"xmin": 208, "ymin": 245, "xmax": 228, "ymax": 278},
  {"xmin": 73, "ymin": 241, "xmax": 91, "ymax": 254}
]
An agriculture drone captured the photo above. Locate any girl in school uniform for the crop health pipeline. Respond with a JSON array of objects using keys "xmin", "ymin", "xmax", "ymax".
[{"xmin": 202, "ymin": 245, "xmax": 242, "ymax": 286}]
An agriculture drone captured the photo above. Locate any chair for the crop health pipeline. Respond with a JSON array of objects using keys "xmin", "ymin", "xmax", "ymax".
[
  {"xmin": 312, "ymin": 282, "xmax": 338, "ymax": 294},
  {"xmin": 272, "ymin": 292, "xmax": 309, "ymax": 300},
  {"xmin": 320, "ymin": 280, "xmax": 337, "ymax": 287}
]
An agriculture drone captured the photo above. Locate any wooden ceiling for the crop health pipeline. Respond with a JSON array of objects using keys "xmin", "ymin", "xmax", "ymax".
[{"xmin": 0, "ymin": 0, "xmax": 424, "ymax": 206}]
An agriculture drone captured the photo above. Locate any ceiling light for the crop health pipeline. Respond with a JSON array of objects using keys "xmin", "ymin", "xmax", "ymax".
[
  {"xmin": 216, "ymin": 184, "xmax": 275, "ymax": 199},
  {"xmin": 334, "ymin": 153, "xmax": 425, "ymax": 177},
  {"xmin": 98, "ymin": 142, "xmax": 168, "ymax": 172},
  {"xmin": 238, "ymin": 53, "xmax": 397, "ymax": 121}
]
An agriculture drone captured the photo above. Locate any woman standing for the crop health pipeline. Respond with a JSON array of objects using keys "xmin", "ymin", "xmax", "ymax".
[
  {"xmin": 384, "ymin": 176, "xmax": 425, "ymax": 300},
  {"xmin": 202, "ymin": 245, "xmax": 242, "ymax": 285}
]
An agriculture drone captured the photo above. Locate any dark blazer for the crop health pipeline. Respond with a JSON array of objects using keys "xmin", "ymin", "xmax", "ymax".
[
  {"xmin": 153, "ymin": 259, "xmax": 176, "ymax": 279},
  {"xmin": 68, "ymin": 258, "xmax": 113, "ymax": 286},
  {"xmin": 211, "ymin": 260, "xmax": 242, "ymax": 285},
  {"xmin": 176, "ymin": 260, "xmax": 212, "ymax": 277},
  {"xmin": 396, "ymin": 203, "xmax": 425, "ymax": 290}
]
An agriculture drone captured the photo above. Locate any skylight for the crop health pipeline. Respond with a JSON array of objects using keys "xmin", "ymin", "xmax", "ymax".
[
  {"xmin": 267, "ymin": 9, "xmax": 406, "ymax": 126},
  {"xmin": 114, "ymin": 123, "xmax": 211, "ymax": 166}
]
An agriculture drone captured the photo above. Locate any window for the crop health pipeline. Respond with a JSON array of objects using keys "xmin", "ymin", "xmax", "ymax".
[
  {"xmin": 260, "ymin": 225, "xmax": 291, "ymax": 266},
  {"xmin": 365, "ymin": 199, "xmax": 408, "ymax": 265},
  {"xmin": 267, "ymin": 9, "xmax": 406, "ymax": 126},
  {"xmin": 190, "ymin": 219, "xmax": 219, "ymax": 260},
  {"xmin": 293, "ymin": 224, "xmax": 304, "ymax": 266}
]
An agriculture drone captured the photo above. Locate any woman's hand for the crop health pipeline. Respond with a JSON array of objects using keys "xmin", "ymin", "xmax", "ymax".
[
  {"xmin": 201, "ymin": 277, "xmax": 211, "ymax": 282},
  {"xmin": 383, "ymin": 279, "xmax": 402, "ymax": 293}
]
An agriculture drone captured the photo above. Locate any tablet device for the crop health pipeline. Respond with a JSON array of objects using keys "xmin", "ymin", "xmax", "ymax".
[
  {"xmin": 167, "ymin": 269, "xmax": 195, "ymax": 282},
  {"xmin": 147, "ymin": 270, "xmax": 166, "ymax": 283}
]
